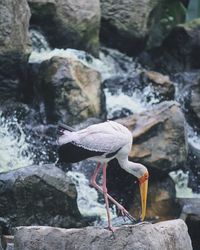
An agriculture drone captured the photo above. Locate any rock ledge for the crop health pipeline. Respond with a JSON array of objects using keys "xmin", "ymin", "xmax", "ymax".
[{"xmin": 14, "ymin": 219, "xmax": 192, "ymax": 250}]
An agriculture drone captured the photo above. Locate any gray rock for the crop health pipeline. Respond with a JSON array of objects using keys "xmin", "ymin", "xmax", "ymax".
[
  {"xmin": 0, "ymin": 164, "xmax": 84, "ymax": 233},
  {"xmin": 100, "ymin": 0, "xmax": 185, "ymax": 55},
  {"xmin": 190, "ymin": 78, "xmax": 200, "ymax": 123},
  {"xmin": 36, "ymin": 56, "xmax": 103, "ymax": 124},
  {"xmin": 0, "ymin": 0, "xmax": 31, "ymax": 101},
  {"xmin": 14, "ymin": 219, "xmax": 192, "ymax": 250},
  {"xmin": 0, "ymin": 226, "xmax": 6, "ymax": 250},
  {"xmin": 28, "ymin": 0, "xmax": 100, "ymax": 56},
  {"xmin": 139, "ymin": 18, "xmax": 200, "ymax": 74},
  {"xmin": 117, "ymin": 101, "xmax": 187, "ymax": 173},
  {"xmin": 178, "ymin": 198, "xmax": 200, "ymax": 250},
  {"xmin": 106, "ymin": 161, "xmax": 180, "ymax": 221}
]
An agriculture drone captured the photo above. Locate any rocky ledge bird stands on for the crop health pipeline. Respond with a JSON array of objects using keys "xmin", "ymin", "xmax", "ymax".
[{"xmin": 57, "ymin": 120, "xmax": 149, "ymax": 232}]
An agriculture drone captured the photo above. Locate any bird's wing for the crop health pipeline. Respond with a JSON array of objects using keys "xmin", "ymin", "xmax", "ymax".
[{"xmin": 73, "ymin": 121, "xmax": 132, "ymax": 153}]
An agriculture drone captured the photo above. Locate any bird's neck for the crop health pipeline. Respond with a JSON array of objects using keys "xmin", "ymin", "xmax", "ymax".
[{"xmin": 118, "ymin": 157, "xmax": 146, "ymax": 178}]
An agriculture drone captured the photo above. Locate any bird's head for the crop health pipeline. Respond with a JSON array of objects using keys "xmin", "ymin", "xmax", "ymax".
[{"xmin": 128, "ymin": 162, "xmax": 149, "ymax": 221}]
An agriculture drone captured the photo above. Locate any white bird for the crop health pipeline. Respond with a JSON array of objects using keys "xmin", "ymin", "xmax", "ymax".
[{"xmin": 57, "ymin": 120, "xmax": 149, "ymax": 232}]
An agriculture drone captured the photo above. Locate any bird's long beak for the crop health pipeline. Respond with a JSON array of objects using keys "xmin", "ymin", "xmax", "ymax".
[{"xmin": 138, "ymin": 171, "xmax": 149, "ymax": 221}]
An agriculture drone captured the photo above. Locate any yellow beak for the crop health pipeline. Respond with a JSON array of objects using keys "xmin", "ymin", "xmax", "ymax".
[{"xmin": 139, "ymin": 171, "xmax": 149, "ymax": 221}]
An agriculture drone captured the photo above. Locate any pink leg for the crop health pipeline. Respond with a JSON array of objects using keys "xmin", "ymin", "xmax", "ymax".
[
  {"xmin": 90, "ymin": 162, "xmax": 136, "ymax": 225},
  {"xmin": 102, "ymin": 163, "xmax": 114, "ymax": 231}
]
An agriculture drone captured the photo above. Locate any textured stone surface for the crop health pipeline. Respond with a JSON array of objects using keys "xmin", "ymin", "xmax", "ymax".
[
  {"xmin": 117, "ymin": 101, "xmax": 187, "ymax": 173},
  {"xmin": 36, "ymin": 56, "xmax": 102, "ymax": 124},
  {"xmin": 139, "ymin": 18, "xmax": 200, "ymax": 74},
  {"xmin": 0, "ymin": 0, "xmax": 30, "ymax": 54},
  {"xmin": 0, "ymin": 0, "xmax": 31, "ymax": 101},
  {"xmin": 0, "ymin": 164, "xmax": 84, "ymax": 233},
  {"xmin": 179, "ymin": 198, "xmax": 200, "ymax": 250},
  {"xmin": 107, "ymin": 160, "xmax": 180, "ymax": 221},
  {"xmin": 28, "ymin": 0, "xmax": 100, "ymax": 56},
  {"xmin": 14, "ymin": 219, "xmax": 192, "ymax": 250},
  {"xmin": 100, "ymin": 0, "xmax": 185, "ymax": 55},
  {"xmin": 190, "ymin": 78, "xmax": 200, "ymax": 123},
  {"xmin": 141, "ymin": 71, "xmax": 175, "ymax": 101}
]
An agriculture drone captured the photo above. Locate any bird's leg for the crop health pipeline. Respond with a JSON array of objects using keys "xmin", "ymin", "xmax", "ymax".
[
  {"xmin": 102, "ymin": 163, "xmax": 116, "ymax": 232},
  {"xmin": 90, "ymin": 163, "xmax": 136, "ymax": 224},
  {"xmin": 90, "ymin": 162, "xmax": 101, "ymax": 186}
]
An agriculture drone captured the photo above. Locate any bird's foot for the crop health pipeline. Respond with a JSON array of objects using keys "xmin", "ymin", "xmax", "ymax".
[
  {"xmin": 106, "ymin": 226, "xmax": 118, "ymax": 233},
  {"xmin": 118, "ymin": 206, "xmax": 137, "ymax": 223}
]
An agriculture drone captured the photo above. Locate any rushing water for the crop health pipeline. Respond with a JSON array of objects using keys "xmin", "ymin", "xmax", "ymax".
[{"xmin": 0, "ymin": 112, "xmax": 34, "ymax": 172}]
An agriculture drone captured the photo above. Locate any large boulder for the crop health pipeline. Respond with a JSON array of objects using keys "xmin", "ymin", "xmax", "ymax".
[
  {"xmin": 100, "ymin": 0, "xmax": 185, "ymax": 56},
  {"xmin": 139, "ymin": 18, "xmax": 200, "ymax": 74},
  {"xmin": 0, "ymin": 0, "xmax": 31, "ymax": 102},
  {"xmin": 117, "ymin": 101, "xmax": 187, "ymax": 173},
  {"xmin": 36, "ymin": 56, "xmax": 102, "ymax": 124},
  {"xmin": 14, "ymin": 219, "xmax": 192, "ymax": 250},
  {"xmin": 0, "ymin": 164, "xmax": 84, "ymax": 233},
  {"xmin": 28, "ymin": 0, "xmax": 100, "ymax": 57}
]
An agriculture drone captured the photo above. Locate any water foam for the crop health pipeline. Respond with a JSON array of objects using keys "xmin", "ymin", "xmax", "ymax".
[
  {"xmin": 67, "ymin": 170, "xmax": 116, "ymax": 221},
  {"xmin": 0, "ymin": 112, "xmax": 34, "ymax": 172}
]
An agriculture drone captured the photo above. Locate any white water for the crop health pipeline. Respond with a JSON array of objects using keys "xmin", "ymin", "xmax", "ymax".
[
  {"xmin": 67, "ymin": 169, "xmax": 116, "ymax": 221},
  {"xmin": 0, "ymin": 112, "xmax": 34, "ymax": 172}
]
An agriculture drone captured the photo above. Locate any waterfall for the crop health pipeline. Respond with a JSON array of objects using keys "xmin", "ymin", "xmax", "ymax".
[{"xmin": 0, "ymin": 112, "xmax": 34, "ymax": 172}]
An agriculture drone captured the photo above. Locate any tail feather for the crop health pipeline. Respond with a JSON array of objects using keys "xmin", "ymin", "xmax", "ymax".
[{"xmin": 58, "ymin": 123, "xmax": 76, "ymax": 135}]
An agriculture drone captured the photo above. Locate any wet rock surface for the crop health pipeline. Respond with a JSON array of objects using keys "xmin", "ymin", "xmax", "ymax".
[
  {"xmin": 28, "ymin": 0, "xmax": 100, "ymax": 56},
  {"xmin": 178, "ymin": 198, "xmax": 200, "ymax": 250},
  {"xmin": 35, "ymin": 56, "xmax": 103, "ymax": 124},
  {"xmin": 117, "ymin": 101, "xmax": 187, "ymax": 173},
  {"xmin": 107, "ymin": 160, "xmax": 180, "ymax": 221},
  {"xmin": 0, "ymin": 0, "xmax": 31, "ymax": 101},
  {"xmin": 103, "ymin": 70, "xmax": 175, "ymax": 111},
  {"xmin": 139, "ymin": 18, "xmax": 200, "ymax": 74},
  {"xmin": 14, "ymin": 219, "xmax": 192, "ymax": 250},
  {"xmin": 100, "ymin": 0, "xmax": 185, "ymax": 55},
  {"xmin": 0, "ymin": 164, "xmax": 85, "ymax": 233}
]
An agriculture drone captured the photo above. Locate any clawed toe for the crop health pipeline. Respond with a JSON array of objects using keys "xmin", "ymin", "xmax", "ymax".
[{"xmin": 107, "ymin": 226, "xmax": 118, "ymax": 233}]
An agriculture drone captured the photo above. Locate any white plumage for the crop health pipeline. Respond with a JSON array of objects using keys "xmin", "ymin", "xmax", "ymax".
[{"xmin": 58, "ymin": 120, "xmax": 132, "ymax": 156}]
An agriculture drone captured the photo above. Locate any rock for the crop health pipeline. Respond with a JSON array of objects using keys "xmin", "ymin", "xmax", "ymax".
[
  {"xmin": 107, "ymin": 160, "xmax": 180, "ymax": 220},
  {"xmin": 14, "ymin": 219, "xmax": 192, "ymax": 250},
  {"xmin": 178, "ymin": 198, "xmax": 200, "ymax": 250},
  {"xmin": 186, "ymin": 215, "xmax": 200, "ymax": 250},
  {"xmin": 187, "ymin": 141, "xmax": 200, "ymax": 193},
  {"xmin": 139, "ymin": 18, "xmax": 200, "ymax": 74},
  {"xmin": 100, "ymin": 0, "xmax": 185, "ymax": 55},
  {"xmin": 141, "ymin": 71, "xmax": 175, "ymax": 101},
  {"xmin": 190, "ymin": 78, "xmax": 200, "ymax": 125},
  {"xmin": 0, "ymin": 226, "xmax": 6, "ymax": 250},
  {"xmin": 117, "ymin": 101, "xmax": 187, "ymax": 173},
  {"xmin": 28, "ymin": 0, "xmax": 100, "ymax": 57},
  {"xmin": 0, "ymin": 0, "xmax": 31, "ymax": 101},
  {"xmin": 0, "ymin": 164, "xmax": 85, "ymax": 233},
  {"xmin": 36, "ymin": 56, "xmax": 103, "ymax": 124},
  {"xmin": 130, "ymin": 175, "xmax": 181, "ymax": 221}
]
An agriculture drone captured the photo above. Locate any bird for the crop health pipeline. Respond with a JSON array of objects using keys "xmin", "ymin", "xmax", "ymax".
[{"xmin": 57, "ymin": 120, "xmax": 149, "ymax": 232}]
